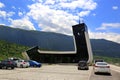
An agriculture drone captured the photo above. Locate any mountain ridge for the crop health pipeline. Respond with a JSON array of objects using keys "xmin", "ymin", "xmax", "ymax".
[
  {"xmin": 0, "ymin": 25, "xmax": 120, "ymax": 58},
  {"xmin": 0, "ymin": 25, "xmax": 75, "ymax": 51}
]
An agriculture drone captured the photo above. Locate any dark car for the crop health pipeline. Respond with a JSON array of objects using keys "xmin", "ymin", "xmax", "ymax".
[
  {"xmin": 28, "ymin": 60, "xmax": 42, "ymax": 67},
  {"xmin": 78, "ymin": 60, "xmax": 89, "ymax": 70},
  {"xmin": 0, "ymin": 60, "xmax": 15, "ymax": 69}
]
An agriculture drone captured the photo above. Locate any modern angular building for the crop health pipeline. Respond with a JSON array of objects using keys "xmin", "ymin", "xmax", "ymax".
[{"xmin": 22, "ymin": 23, "xmax": 93, "ymax": 64}]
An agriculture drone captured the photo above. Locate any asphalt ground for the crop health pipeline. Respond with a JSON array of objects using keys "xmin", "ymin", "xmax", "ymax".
[
  {"xmin": 0, "ymin": 64, "xmax": 92, "ymax": 80},
  {"xmin": 0, "ymin": 64, "xmax": 119, "ymax": 80},
  {"xmin": 89, "ymin": 70, "xmax": 120, "ymax": 80},
  {"xmin": 89, "ymin": 64, "xmax": 120, "ymax": 80}
]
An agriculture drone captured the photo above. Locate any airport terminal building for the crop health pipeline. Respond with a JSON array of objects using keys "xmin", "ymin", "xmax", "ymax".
[{"xmin": 22, "ymin": 23, "xmax": 93, "ymax": 63}]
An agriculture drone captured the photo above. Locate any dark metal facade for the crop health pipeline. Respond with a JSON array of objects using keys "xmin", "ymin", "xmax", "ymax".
[
  {"xmin": 72, "ymin": 23, "xmax": 89, "ymax": 62},
  {"xmin": 23, "ymin": 23, "xmax": 92, "ymax": 63}
]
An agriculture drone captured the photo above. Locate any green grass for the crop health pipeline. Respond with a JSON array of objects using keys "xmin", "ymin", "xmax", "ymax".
[{"xmin": 0, "ymin": 40, "xmax": 29, "ymax": 60}]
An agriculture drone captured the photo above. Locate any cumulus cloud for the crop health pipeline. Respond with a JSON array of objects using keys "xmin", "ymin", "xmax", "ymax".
[
  {"xmin": 0, "ymin": 2, "xmax": 5, "ymax": 8},
  {"xmin": 59, "ymin": 0, "xmax": 97, "ymax": 10},
  {"xmin": 18, "ymin": 12, "xmax": 23, "ymax": 16},
  {"xmin": 27, "ymin": 0, "xmax": 97, "ymax": 35},
  {"xmin": 79, "ymin": 10, "xmax": 90, "ymax": 17},
  {"xmin": 27, "ymin": 2, "xmax": 77, "ymax": 35},
  {"xmin": 7, "ymin": 12, "xmax": 15, "ymax": 17},
  {"xmin": 92, "ymin": 13, "xmax": 96, "ymax": 16},
  {"xmin": 0, "ymin": 0, "xmax": 97, "ymax": 35},
  {"xmin": 92, "ymin": 23, "xmax": 120, "ymax": 43},
  {"xmin": 112, "ymin": 6, "xmax": 118, "ymax": 10},
  {"xmin": 89, "ymin": 31, "xmax": 120, "ymax": 44},
  {"xmin": 0, "ymin": 11, "xmax": 15, "ymax": 18},
  {"xmin": 10, "ymin": 17, "xmax": 36, "ymax": 30},
  {"xmin": 12, "ymin": 6, "xmax": 16, "ymax": 9},
  {"xmin": 0, "ymin": 2, "xmax": 15, "ymax": 18},
  {"xmin": 0, "ymin": 11, "xmax": 6, "ymax": 18},
  {"xmin": 44, "ymin": 0, "xmax": 55, "ymax": 5},
  {"xmin": 96, "ymin": 23, "xmax": 120, "ymax": 30}
]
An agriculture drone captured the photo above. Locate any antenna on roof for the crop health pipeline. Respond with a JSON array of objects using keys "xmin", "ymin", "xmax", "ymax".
[
  {"xmin": 79, "ymin": 16, "xmax": 80, "ymax": 24},
  {"xmin": 79, "ymin": 16, "xmax": 84, "ymax": 24}
]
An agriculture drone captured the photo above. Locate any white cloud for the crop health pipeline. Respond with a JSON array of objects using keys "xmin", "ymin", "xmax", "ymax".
[
  {"xmin": 92, "ymin": 13, "xmax": 96, "ymax": 16},
  {"xmin": 44, "ymin": 0, "xmax": 55, "ymax": 5},
  {"xmin": 18, "ymin": 11, "xmax": 27, "ymax": 17},
  {"xmin": 0, "ymin": 11, "xmax": 6, "ymax": 18},
  {"xmin": 0, "ymin": 2, "xmax": 5, "ymax": 8},
  {"xmin": 0, "ymin": 23, "xmax": 5, "ymax": 26},
  {"xmin": 27, "ymin": 0, "xmax": 97, "ymax": 35},
  {"xmin": 10, "ymin": 17, "xmax": 36, "ymax": 30},
  {"xmin": 89, "ymin": 31, "xmax": 120, "ymax": 44},
  {"xmin": 32, "ymin": 0, "xmax": 43, "ymax": 3},
  {"xmin": 96, "ymin": 23, "xmax": 120, "ymax": 30},
  {"xmin": 79, "ymin": 10, "xmax": 90, "ymax": 17},
  {"xmin": 18, "ymin": 12, "xmax": 23, "ymax": 16},
  {"xmin": 0, "ymin": 10, "xmax": 15, "ymax": 18},
  {"xmin": 27, "ymin": 2, "xmax": 78, "ymax": 35},
  {"xmin": 83, "ymin": 0, "xmax": 97, "ymax": 10},
  {"xmin": 91, "ymin": 23, "xmax": 120, "ymax": 43},
  {"xmin": 12, "ymin": 6, "xmax": 16, "ymax": 9},
  {"xmin": 112, "ymin": 6, "xmax": 118, "ymax": 10},
  {"xmin": 7, "ymin": 12, "xmax": 15, "ymax": 17},
  {"xmin": 59, "ymin": 0, "xmax": 97, "ymax": 10}
]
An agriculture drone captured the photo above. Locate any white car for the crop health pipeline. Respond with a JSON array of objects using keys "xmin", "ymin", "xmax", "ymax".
[
  {"xmin": 16, "ymin": 60, "xmax": 29, "ymax": 68},
  {"xmin": 93, "ymin": 62, "xmax": 111, "ymax": 74}
]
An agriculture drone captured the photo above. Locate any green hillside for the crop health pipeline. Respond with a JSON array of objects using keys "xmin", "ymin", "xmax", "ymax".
[{"xmin": 0, "ymin": 40, "xmax": 29, "ymax": 60}]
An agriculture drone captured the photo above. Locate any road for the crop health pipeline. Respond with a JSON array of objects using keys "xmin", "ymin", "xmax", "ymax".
[
  {"xmin": 89, "ymin": 70, "xmax": 120, "ymax": 80},
  {"xmin": 89, "ymin": 64, "xmax": 120, "ymax": 80}
]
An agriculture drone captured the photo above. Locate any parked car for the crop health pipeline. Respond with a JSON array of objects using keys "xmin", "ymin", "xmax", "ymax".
[
  {"xmin": 28, "ymin": 60, "xmax": 42, "ymax": 67},
  {"xmin": 16, "ymin": 60, "xmax": 29, "ymax": 68},
  {"xmin": 8, "ymin": 57, "xmax": 21, "ymax": 67},
  {"xmin": 94, "ymin": 59, "xmax": 104, "ymax": 64},
  {"xmin": 0, "ymin": 59, "xmax": 15, "ymax": 69},
  {"xmin": 78, "ymin": 60, "xmax": 89, "ymax": 70},
  {"xmin": 93, "ymin": 62, "xmax": 111, "ymax": 74}
]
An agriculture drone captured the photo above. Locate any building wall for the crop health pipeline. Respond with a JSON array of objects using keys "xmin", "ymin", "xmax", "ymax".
[{"xmin": 23, "ymin": 23, "xmax": 93, "ymax": 63}]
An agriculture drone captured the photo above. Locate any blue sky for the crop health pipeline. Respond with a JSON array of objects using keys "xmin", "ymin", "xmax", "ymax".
[{"xmin": 0, "ymin": 0, "xmax": 120, "ymax": 43}]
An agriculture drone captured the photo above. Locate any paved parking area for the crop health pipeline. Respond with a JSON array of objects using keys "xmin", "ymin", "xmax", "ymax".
[
  {"xmin": 0, "ymin": 64, "xmax": 92, "ymax": 80},
  {"xmin": 90, "ymin": 64, "xmax": 120, "ymax": 80}
]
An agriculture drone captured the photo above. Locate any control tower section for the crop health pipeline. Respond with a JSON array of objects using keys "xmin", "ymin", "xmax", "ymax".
[{"xmin": 72, "ymin": 23, "xmax": 93, "ymax": 63}]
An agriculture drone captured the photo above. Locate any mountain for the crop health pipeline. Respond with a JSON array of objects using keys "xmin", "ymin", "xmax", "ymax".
[
  {"xmin": 0, "ymin": 25, "xmax": 120, "ymax": 58},
  {"xmin": 90, "ymin": 39, "xmax": 120, "ymax": 58},
  {"xmin": 0, "ymin": 25, "xmax": 75, "ymax": 51}
]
